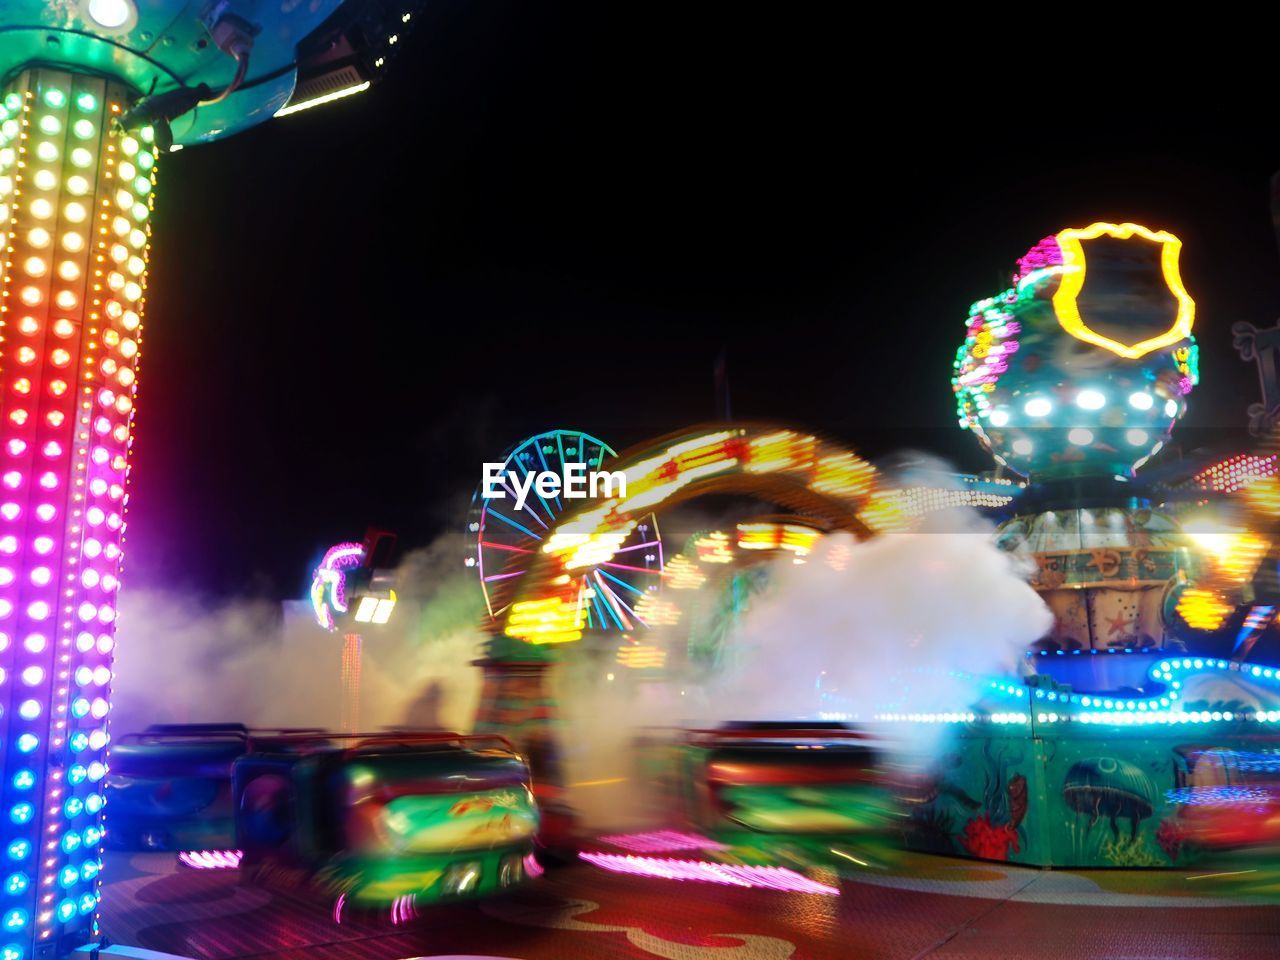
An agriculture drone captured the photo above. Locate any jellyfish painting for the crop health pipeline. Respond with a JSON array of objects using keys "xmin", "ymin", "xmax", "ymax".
[{"xmin": 1063, "ymin": 757, "xmax": 1156, "ymax": 841}]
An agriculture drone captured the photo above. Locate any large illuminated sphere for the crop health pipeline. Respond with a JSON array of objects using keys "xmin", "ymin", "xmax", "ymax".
[{"xmin": 953, "ymin": 223, "xmax": 1198, "ymax": 480}]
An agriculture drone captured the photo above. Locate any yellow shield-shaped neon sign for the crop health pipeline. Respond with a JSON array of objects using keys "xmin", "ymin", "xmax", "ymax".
[{"xmin": 1052, "ymin": 222, "xmax": 1195, "ymax": 360}]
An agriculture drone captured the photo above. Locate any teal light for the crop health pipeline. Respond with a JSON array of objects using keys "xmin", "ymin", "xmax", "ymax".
[
  {"xmin": 6, "ymin": 807, "xmax": 30, "ymax": 827},
  {"xmin": 4, "ymin": 844, "xmax": 27, "ymax": 864},
  {"xmin": 2, "ymin": 874, "xmax": 25, "ymax": 896},
  {"xmin": 60, "ymin": 833, "xmax": 80, "ymax": 854},
  {"xmin": 68, "ymin": 732, "xmax": 88, "ymax": 753},
  {"xmin": 75, "ymin": 92, "xmax": 97, "ymax": 112},
  {"xmin": 8, "ymin": 773, "xmax": 31, "ymax": 793},
  {"xmin": 78, "ymin": 894, "xmax": 96, "ymax": 916},
  {"xmin": 42, "ymin": 89, "xmax": 65, "ymax": 109},
  {"xmin": 0, "ymin": 911, "xmax": 24, "ymax": 932},
  {"xmin": 14, "ymin": 736, "xmax": 35, "ymax": 755},
  {"xmin": 1, "ymin": 943, "xmax": 20, "ymax": 960},
  {"xmin": 54, "ymin": 900, "xmax": 75, "ymax": 924},
  {"xmin": 57, "ymin": 867, "xmax": 77, "ymax": 889},
  {"xmin": 67, "ymin": 765, "xmax": 86, "ymax": 786},
  {"xmin": 62, "ymin": 798, "xmax": 83, "ymax": 819}
]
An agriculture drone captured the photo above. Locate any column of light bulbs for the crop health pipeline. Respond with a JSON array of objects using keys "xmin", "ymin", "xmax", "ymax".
[{"xmin": 0, "ymin": 68, "xmax": 154, "ymax": 957}]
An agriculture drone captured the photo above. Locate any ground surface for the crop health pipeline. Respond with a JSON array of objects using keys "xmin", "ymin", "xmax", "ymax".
[{"xmin": 97, "ymin": 849, "xmax": 1280, "ymax": 960}]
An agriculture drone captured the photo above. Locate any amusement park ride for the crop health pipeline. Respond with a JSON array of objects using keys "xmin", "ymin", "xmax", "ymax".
[
  {"xmin": 0, "ymin": 1, "xmax": 428, "ymax": 956},
  {"xmin": 462, "ymin": 221, "xmax": 1280, "ymax": 873},
  {"xmin": 6, "ymin": 2, "xmax": 1280, "ymax": 958}
]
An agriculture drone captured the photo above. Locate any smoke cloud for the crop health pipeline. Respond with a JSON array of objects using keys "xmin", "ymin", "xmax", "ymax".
[
  {"xmin": 111, "ymin": 535, "xmax": 485, "ymax": 736},
  {"xmin": 696, "ymin": 509, "xmax": 1053, "ymax": 731}
]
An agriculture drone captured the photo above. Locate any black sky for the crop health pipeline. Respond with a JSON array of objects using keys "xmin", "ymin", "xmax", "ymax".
[{"xmin": 123, "ymin": 7, "xmax": 1280, "ymax": 598}]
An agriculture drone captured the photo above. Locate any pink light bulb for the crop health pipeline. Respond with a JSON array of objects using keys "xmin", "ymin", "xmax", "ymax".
[
  {"xmin": 41, "ymin": 441, "xmax": 61, "ymax": 458},
  {"xmin": 95, "ymin": 636, "xmax": 113, "ymax": 654},
  {"xmin": 29, "ymin": 567, "xmax": 50, "ymax": 586},
  {"xmin": 86, "ymin": 508, "xmax": 104, "ymax": 526},
  {"xmin": 91, "ymin": 448, "xmax": 108, "ymax": 465},
  {"xmin": 0, "ymin": 569, "xmax": 12, "ymax": 586},
  {"xmin": 97, "ymin": 606, "xmax": 115, "ymax": 624},
  {"xmin": 101, "ymin": 574, "xmax": 117, "ymax": 592},
  {"xmin": 80, "ymin": 570, "xmax": 99, "ymax": 588},
  {"xmin": 0, "ymin": 503, "xmax": 19, "ymax": 521},
  {"xmin": 26, "ymin": 601, "xmax": 49, "ymax": 620},
  {"xmin": 0, "ymin": 600, "xmax": 13, "ymax": 619},
  {"xmin": 2, "ymin": 472, "xmax": 21, "ymax": 489},
  {"xmin": 34, "ymin": 504, "xmax": 54, "ymax": 522},
  {"xmin": 0, "ymin": 537, "xmax": 18, "ymax": 554},
  {"xmin": 88, "ymin": 479, "xmax": 106, "ymax": 496},
  {"xmin": 38, "ymin": 473, "xmax": 57, "ymax": 490},
  {"xmin": 33, "ymin": 537, "xmax": 54, "ymax": 555},
  {"xmin": 7, "ymin": 440, "xmax": 27, "ymax": 456},
  {"xmin": 76, "ymin": 603, "xmax": 95, "ymax": 622},
  {"xmin": 83, "ymin": 539, "xmax": 101, "ymax": 558},
  {"xmin": 24, "ymin": 635, "xmax": 46, "ymax": 653}
]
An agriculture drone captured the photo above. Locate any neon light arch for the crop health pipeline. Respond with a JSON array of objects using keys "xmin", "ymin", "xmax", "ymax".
[{"xmin": 497, "ymin": 424, "xmax": 909, "ymax": 644}]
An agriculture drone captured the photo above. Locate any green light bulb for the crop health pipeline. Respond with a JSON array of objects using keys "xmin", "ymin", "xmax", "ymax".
[
  {"xmin": 43, "ymin": 89, "xmax": 66, "ymax": 109},
  {"xmin": 76, "ymin": 92, "xmax": 97, "ymax": 113}
]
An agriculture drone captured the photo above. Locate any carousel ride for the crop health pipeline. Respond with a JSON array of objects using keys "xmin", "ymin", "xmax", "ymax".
[{"xmin": 469, "ymin": 223, "xmax": 1280, "ymax": 871}]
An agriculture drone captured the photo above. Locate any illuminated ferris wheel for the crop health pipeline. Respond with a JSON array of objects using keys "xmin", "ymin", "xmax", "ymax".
[{"xmin": 466, "ymin": 429, "xmax": 664, "ymax": 631}]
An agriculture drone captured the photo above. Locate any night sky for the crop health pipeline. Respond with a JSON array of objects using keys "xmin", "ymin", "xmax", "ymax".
[{"xmin": 125, "ymin": 8, "xmax": 1280, "ymax": 599}]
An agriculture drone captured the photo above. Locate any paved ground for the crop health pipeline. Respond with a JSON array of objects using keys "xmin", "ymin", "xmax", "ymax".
[{"xmin": 96, "ymin": 848, "xmax": 1280, "ymax": 960}]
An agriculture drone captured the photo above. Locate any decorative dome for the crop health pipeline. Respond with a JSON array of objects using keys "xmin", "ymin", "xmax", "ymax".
[{"xmin": 953, "ymin": 223, "xmax": 1198, "ymax": 480}]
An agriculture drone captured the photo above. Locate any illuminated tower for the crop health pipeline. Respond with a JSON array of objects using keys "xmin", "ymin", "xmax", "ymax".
[
  {"xmin": 0, "ymin": 2, "xmax": 421, "ymax": 956},
  {"xmin": 0, "ymin": 66, "xmax": 152, "ymax": 957}
]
